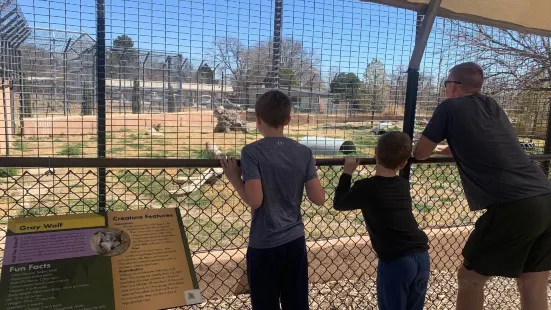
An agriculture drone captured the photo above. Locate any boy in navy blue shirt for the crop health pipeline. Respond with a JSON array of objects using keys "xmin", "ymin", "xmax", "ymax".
[
  {"xmin": 221, "ymin": 90, "xmax": 325, "ymax": 310},
  {"xmin": 333, "ymin": 131, "xmax": 429, "ymax": 310}
]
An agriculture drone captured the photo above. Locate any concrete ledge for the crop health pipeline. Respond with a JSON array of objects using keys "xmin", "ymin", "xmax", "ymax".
[{"xmin": 191, "ymin": 226, "xmax": 472, "ymax": 300}]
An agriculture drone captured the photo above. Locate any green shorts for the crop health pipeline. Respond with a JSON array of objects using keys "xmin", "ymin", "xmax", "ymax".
[{"xmin": 463, "ymin": 193, "xmax": 551, "ymax": 278}]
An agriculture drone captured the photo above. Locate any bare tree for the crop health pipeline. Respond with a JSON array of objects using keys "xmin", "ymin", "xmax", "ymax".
[
  {"xmin": 214, "ymin": 36, "xmax": 323, "ymax": 105},
  {"xmin": 250, "ymin": 38, "xmax": 323, "ymax": 89},
  {"xmin": 363, "ymin": 59, "xmax": 388, "ymax": 119},
  {"xmin": 213, "ymin": 37, "xmax": 264, "ymax": 105},
  {"xmin": 451, "ymin": 23, "xmax": 551, "ymax": 90},
  {"xmin": 450, "ymin": 23, "xmax": 551, "ymax": 136}
]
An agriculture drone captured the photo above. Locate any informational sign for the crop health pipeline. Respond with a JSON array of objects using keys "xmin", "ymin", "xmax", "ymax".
[{"xmin": 0, "ymin": 208, "xmax": 202, "ymax": 310}]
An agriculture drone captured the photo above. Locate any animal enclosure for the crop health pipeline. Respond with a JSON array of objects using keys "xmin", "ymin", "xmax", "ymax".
[{"xmin": 1, "ymin": 0, "xmax": 551, "ymax": 309}]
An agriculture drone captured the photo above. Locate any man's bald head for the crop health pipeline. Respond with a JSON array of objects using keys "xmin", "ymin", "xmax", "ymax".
[{"xmin": 449, "ymin": 62, "xmax": 484, "ymax": 92}]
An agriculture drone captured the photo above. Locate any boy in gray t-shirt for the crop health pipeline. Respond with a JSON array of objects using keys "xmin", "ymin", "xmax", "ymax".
[{"xmin": 221, "ymin": 90, "xmax": 325, "ymax": 310}]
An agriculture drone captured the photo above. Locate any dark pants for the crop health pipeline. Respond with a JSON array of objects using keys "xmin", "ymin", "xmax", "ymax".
[
  {"xmin": 377, "ymin": 251, "xmax": 430, "ymax": 310},
  {"xmin": 247, "ymin": 236, "xmax": 309, "ymax": 310}
]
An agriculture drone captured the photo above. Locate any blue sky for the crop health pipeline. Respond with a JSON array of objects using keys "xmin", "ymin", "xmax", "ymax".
[{"xmin": 18, "ymin": 0, "xmax": 447, "ymax": 80}]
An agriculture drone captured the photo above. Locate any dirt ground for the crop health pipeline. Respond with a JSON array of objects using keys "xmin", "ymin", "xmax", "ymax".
[{"xmin": 186, "ymin": 270, "xmax": 551, "ymax": 310}]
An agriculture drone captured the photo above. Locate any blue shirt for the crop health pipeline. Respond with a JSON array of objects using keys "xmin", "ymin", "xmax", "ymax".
[{"xmin": 241, "ymin": 137, "xmax": 318, "ymax": 249}]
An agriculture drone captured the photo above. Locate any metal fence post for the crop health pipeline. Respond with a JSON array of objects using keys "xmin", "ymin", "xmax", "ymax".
[
  {"xmin": 401, "ymin": 69, "xmax": 420, "ymax": 179},
  {"xmin": 96, "ymin": 0, "xmax": 107, "ymax": 212},
  {"xmin": 400, "ymin": 0, "xmax": 441, "ymax": 180},
  {"xmin": 271, "ymin": 0, "xmax": 283, "ymax": 89}
]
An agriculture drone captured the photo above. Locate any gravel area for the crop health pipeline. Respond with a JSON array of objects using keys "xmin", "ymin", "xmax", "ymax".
[{"xmin": 184, "ymin": 270, "xmax": 551, "ymax": 310}]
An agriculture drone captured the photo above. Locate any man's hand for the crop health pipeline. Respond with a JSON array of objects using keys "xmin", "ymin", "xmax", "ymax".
[
  {"xmin": 434, "ymin": 145, "xmax": 452, "ymax": 156},
  {"xmin": 221, "ymin": 157, "xmax": 242, "ymax": 184},
  {"xmin": 343, "ymin": 156, "xmax": 360, "ymax": 175}
]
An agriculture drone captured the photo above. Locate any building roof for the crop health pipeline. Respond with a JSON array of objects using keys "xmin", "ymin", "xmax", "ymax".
[
  {"xmin": 248, "ymin": 86, "xmax": 331, "ymax": 97},
  {"xmin": 105, "ymin": 79, "xmax": 233, "ymax": 93}
]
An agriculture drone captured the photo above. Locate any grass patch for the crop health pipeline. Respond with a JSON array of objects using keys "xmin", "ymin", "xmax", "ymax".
[
  {"xmin": 414, "ymin": 203, "xmax": 435, "ymax": 213},
  {"xmin": 318, "ymin": 167, "xmax": 340, "ymax": 191},
  {"xmin": 57, "ymin": 143, "xmax": 84, "ymax": 156},
  {"xmin": 151, "ymin": 150, "xmax": 172, "ymax": 158},
  {"xmin": 353, "ymin": 213, "xmax": 364, "ymax": 225},
  {"xmin": 193, "ymin": 149, "xmax": 215, "ymax": 159},
  {"xmin": 0, "ymin": 168, "xmax": 18, "ymax": 177},
  {"xmin": 185, "ymin": 190, "xmax": 211, "ymax": 209},
  {"xmin": 315, "ymin": 124, "xmax": 371, "ymax": 131},
  {"xmin": 18, "ymin": 206, "xmax": 59, "ymax": 217},
  {"xmin": 352, "ymin": 134, "xmax": 378, "ymax": 146},
  {"xmin": 11, "ymin": 140, "xmax": 29, "ymax": 152},
  {"xmin": 116, "ymin": 171, "xmax": 178, "ymax": 204},
  {"xmin": 127, "ymin": 142, "xmax": 153, "ymax": 151},
  {"xmin": 70, "ymin": 198, "xmax": 98, "ymax": 213},
  {"xmin": 108, "ymin": 200, "xmax": 131, "ymax": 211},
  {"xmin": 222, "ymin": 148, "xmax": 240, "ymax": 157},
  {"xmin": 110, "ymin": 147, "xmax": 125, "ymax": 155},
  {"xmin": 70, "ymin": 198, "xmax": 131, "ymax": 213}
]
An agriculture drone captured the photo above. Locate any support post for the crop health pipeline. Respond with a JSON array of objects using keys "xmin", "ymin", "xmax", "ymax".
[
  {"xmin": 142, "ymin": 52, "xmax": 149, "ymax": 113},
  {"xmin": 167, "ymin": 56, "xmax": 174, "ymax": 112},
  {"xmin": 177, "ymin": 54, "xmax": 183, "ymax": 111},
  {"xmin": 271, "ymin": 0, "xmax": 283, "ymax": 89},
  {"xmin": 63, "ymin": 38, "xmax": 71, "ymax": 116},
  {"xmin": 400, "ymin": 0, "xmax": 441, "ymax": 180},
  {"xmin": 96, "ymin": 0, "xmax": 107, "ymax": 212}
]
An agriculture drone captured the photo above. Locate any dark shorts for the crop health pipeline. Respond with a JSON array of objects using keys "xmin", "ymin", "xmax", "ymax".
[
  {"xmin": 247, "ymin": 236, "xmax": 309, "ymax": 310},
  {"xmin": 463, "ymin": 193, "xmax": 551, "ymax": 278}
]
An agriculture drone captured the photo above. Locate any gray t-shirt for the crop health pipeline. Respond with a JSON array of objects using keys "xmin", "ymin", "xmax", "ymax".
[
  {"xmin": 423, "ymin": 93, "xmax": 551, "ymax": 211},
  {"xmin": 241, "ymin": 137, "xmax": 318, "ymax": 249}
]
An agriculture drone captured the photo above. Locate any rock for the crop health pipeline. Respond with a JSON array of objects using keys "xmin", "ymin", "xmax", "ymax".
[
  {"xmin": 214, "ymin": 121, "xmax": 232, "ymax": 133},
  {"xmin": 213, "ymin": 106, "xmax": 248, "ymax": 133}
]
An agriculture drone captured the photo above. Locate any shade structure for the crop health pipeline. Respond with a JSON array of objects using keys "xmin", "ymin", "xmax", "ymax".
[{"xmin": 363, "ymin": 0, "xmax": 551, "ymax": 36}]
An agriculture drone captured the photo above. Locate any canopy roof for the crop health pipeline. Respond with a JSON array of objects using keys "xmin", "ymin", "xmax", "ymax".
[{"xmin": 364, "ymin": 0, "xmax": 551, "ymax": 36}]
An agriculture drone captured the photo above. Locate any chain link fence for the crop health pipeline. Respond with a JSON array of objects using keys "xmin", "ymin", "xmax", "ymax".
[{"xmin": 0, "ymin": 157, "xmax": 550, "ymax": 309}]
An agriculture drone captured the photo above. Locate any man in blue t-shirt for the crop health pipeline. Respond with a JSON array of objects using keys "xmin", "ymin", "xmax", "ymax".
[
  {"xmin": 414, "ymin": 62, "xmax": 551, "ymax": 310},
  {"xmin": 221, "ymin": 90, "xmax": 325, "ymax": 310}
]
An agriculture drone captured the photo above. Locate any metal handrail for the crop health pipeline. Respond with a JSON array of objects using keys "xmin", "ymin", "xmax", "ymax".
[{"xmin": 1, "ymin": 154, "xmax": 550, "ymax": 168}]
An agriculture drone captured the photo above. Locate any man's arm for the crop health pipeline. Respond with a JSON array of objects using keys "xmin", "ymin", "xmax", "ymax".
[
  {"xmin": 414, "ymin": 102, "xmax": 449, "ymax": 160},
  {"xmin": 333, "ymin": 173, "xmax": 365, "ymax": 211},
  {"xmin": 435, "ymin": 145, "xmax": 452, "ymax": 156},
  {"xmin": 413, "ymin": 135, "xmax": 438, "ymax": 160}
]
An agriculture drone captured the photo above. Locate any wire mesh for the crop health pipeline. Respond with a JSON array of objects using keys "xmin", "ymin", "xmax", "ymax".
[
  {"xmin": 1, "ymin": 0, "xmax": 549, "ymax": 159},
  {"xmin": 0, "ymin": 160, "xmax": 549, "ymax": 309}
]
